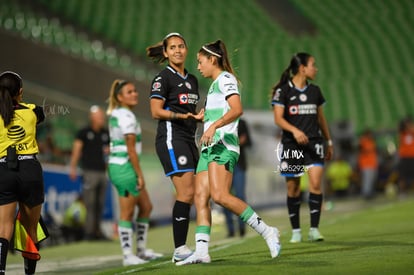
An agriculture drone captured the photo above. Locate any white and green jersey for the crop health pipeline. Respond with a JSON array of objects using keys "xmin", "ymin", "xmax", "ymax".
[
  {"xmin": 202, "ymin": 71, "xmax": 240, "ymax": 154},
  {"xmin": 108, "ymin": 107, "xmax": 142, "ymax": 165}
]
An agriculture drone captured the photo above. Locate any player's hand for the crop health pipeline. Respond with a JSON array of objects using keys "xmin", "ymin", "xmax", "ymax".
[
  {"xmin": 190, "ymin": 109, "xmax": 205, "ymax": 121},
  {"xmin": 137, "ymin": 177, "xmax": 145, "ymax": 190},
  {"xmin": 325, "ymin": 144, "xmax": 334, "ymax": 161},
  {"xmin": 200, "ymin": 125, "xmax": 216, "ymax": 146},
  {"xmin": 293, "ymin": 129, "xmax": 309, "ymax": 145}
]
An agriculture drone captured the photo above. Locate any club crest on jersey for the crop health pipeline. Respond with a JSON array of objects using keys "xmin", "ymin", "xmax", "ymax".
[
  {"xmin": 179, "ymin": 93, "xmax": 188, "ymax": 104},
  {"xmin": 185, "ymin": 81, "xmax": 192, "ymax": 89},
  {"xmin": 299, "ymin": 93, "xmax": 307, "ymax": 102},
  {"xmin": 152, "ymin": 82, "xmax": 161, "ymax": 91}
]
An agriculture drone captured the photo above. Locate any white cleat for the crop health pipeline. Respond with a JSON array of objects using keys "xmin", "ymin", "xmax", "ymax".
[
  {"xmin": 308, "ymin": 228, "xmax": 324, "ymax": 242},
  {"xmin": 265, "ymin": 227, "xmax": 282, "ymax": 258},
  {"xmin": 123, "ymin": 254, "xmax": 148, "ymax": 266},
  {"xmin": 290, "ymin": 231, "xmax": 302, "ymax": 243},
  {"xmin": 171, "ymin": 245, "xmax": 193, "ymax": 263},
  {"xmin": 176, "ymin": 253, "xmax": 211, "ymax": 266}
]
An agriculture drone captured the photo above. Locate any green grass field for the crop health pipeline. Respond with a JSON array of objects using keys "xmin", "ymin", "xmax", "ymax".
[{"xmin": 7, "ymin": 196, "xmax": 414, "ymax": 275}]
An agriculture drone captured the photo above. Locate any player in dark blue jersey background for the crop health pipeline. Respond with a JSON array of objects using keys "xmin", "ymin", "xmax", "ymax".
[
  {"xmin": 147, "ymin": 33, "xmax": 203, "ymax": 263},
  {"xmin": 272, "ymin": 53, "xmax": 333, "ymax": 243}
]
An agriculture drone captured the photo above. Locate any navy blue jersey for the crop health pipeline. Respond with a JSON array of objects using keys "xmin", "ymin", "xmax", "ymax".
[
  {"xmin": 150, "ymin": 65, "xmax": 199, "ymax": 142},
  {"xmin": 272, "ymin": 80, "xmax": 325, "ymax": 142}
]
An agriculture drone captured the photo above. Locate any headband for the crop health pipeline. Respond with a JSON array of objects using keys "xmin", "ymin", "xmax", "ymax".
[
  {"xmin": 0, "ymin": 71, "xmax": 23, "ymax": 88},
  {"xmin": 202, "ymin": 46, "xmax": 222, "ymax": 58},
  {"xmin": 115, "ymin": 80, "xmax": 128, "ymax": 94},
  {"xmin": 163, "ymin": 32, "xmax": 184, "ymax": 41}
]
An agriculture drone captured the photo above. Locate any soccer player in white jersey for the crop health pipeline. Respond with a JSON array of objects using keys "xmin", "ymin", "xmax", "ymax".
[
  {"xmin": 271, "ymin": 53, "xmax": 334, "ymax": 243},
  {"xmin": 177, "ymin": 40, "xmax": 281, "ymax": 266},
  {"xmin": 106, "ymin": 79, "xmax": 162, "ymax": 266}
]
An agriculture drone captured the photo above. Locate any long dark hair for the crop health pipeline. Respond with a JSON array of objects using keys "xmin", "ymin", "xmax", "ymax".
[
  {"xmin": 0, "ymin": 71, "xmax": 22, "ymax": 126},
  {"xmin": 272, "ymin": 52, "xmax": 311, "ymax": 96},
  {"xmin": 146, "ymin": 32, "xmax": 187, "ymax": 64},
  {"xmin": 199, "ymin": 40, "xmax": 239, "ymax": 83}
]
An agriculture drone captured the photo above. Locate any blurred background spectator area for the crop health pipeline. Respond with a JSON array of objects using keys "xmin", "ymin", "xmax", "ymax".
[{"xmin": 0, "ymin": 0, "xmax": 413, "ymax": 164}]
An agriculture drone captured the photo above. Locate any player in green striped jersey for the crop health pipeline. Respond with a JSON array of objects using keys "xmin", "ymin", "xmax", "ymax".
[{"xmin": 177, "ymin": 40, "xmax": 281, "ymax": 265}]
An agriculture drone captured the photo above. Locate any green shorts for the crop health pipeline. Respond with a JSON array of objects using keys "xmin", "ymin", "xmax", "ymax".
[
  {"xmin": 108, "ymin": 162, "xmax": 140, "ymax": 197},
  {"xmin": 196, "ymin": 143, "xmax": 239, "ymax": 173}
]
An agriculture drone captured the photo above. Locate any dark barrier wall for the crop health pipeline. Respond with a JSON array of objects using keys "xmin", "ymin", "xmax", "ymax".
[
  {"xmin": 0, "ymin": 29, "xmax": 152, "ymax": 120},
  {"xmin": 0, "ymin": 29, "xmax": 157, "ymax": 153}
]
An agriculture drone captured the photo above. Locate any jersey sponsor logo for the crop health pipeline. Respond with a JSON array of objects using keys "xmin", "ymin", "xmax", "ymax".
[
  {"xmin": 224, "ymin": 83, "xmax": 237, "ymax": 92},
  {"xmin": 7, "ymin": 125, "xmax": 25, "ymax": 140},
  {"xmin": 155, "ymin": 76, "xmax": 162, "ymax": 81},
  {"xmin": 288, "ymin": 104, "xmax": 317, "ymax": 115},
  {"xmin": 152, "ymin": 82, "xmax": 161, "ymax": 92},
  {"xmin": 290, "ymin": 96, "xmax": 296, "ymax": 101},
  {"xmin": 175, "ymin": 217, "xmax": 187, "ymax": 222},
  {"xmin": 178, "ymin": 93, "xmax": 199, "ymax": 104},
  {"xmin": 178, "ymin": 83, "xmax": 183, "ymax": 87}
]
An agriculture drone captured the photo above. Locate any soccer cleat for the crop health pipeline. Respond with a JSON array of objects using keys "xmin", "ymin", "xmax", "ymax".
[
  {"xmin": 137, "ymin": 249, "xmax": 164, "ymax": 260},
  {"xmin": 123, "ymin": 254, "xmax": 148, "ymax": 266},
  {"xmin": 308, "ymin": 228, "xmax": 324, "ymax": 242},
  {"xmin": 289, "ymin": 231, "xmax": 302, "ymax": 243},
  {"xmin": 265, "ymin": 227, "xmax": 281, "ymax": 258},
  {"xmin": 175, "ymin": 253, "xmax": 211, "ymax": 266},
  {"xmin": 171, "ymin": 245, "xmax": 193, "ymax": 263}
]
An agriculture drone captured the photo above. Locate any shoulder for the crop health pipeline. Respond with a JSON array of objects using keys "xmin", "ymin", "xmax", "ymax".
[
  {"xmin": 308, "ymin": 83, "xmax": 322, "ymax": 92},
  {"xmin": 19, "ymin": 102, "xmax": 45, "ymax": 123},
  {"xmin": 217, "ymin": 72, "xmax": 237, "ymax": 87},
  {"xmin": 220, "ymin": 72, "xmax": 237, "ymax": 82}
]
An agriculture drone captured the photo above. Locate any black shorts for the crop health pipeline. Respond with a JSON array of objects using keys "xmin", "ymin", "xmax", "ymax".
[
  {"xmin": 155, "ymin": 138, "xmax": 199, "ymax": 176},
  {"xmin": 277, "ymin": 138, "xmax": 325, "ymax": 177},
  {"xmin": 0, "ymin": 159, "xmax": 44, "ymax": 207}
]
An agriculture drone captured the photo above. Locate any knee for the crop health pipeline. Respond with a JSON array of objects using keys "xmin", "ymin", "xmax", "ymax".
[
  {"xmin": 211, "ymin": 193, "xmax": 227, "ymax": 207},
  {"xmin": 176, "ymin": 189, "xmax": 194, "ymax": 204}
]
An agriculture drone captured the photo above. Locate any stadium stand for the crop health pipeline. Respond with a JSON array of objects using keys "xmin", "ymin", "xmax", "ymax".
[{"xmin": 1, "ymin": 0, "xmax": 413, "ymax": 133}]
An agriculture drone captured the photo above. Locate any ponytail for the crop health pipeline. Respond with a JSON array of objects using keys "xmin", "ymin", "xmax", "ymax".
[
  {"xmin": 199, "ymin": 40, "xmax": 240, "ymax": 84},
  {"xmin": 272, "ymin": 52, "xmax": 311, "ymax": 96},
  {"xmin": 0, "ymin": 87, "xmax": 14, "ymax": 126},
  {"xmin": 106, "ymin": 79, "xmax": 129, "ymax": 115},
  {"xmin": 146, "ymin": 32, "xmax": 187, "ymax": 64},
  {"xmin": 0, "ymin": 71, "xmax": 23, "ymax": 127}
]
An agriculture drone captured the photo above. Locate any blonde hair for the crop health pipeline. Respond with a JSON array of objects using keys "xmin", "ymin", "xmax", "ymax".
[{"xmin": 106, "ymin": 79, "xmax": 129, "ymax": 115}]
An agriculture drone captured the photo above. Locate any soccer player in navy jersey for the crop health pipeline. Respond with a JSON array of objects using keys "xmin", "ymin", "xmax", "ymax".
[
  {"xmin": 272, "ymin": 53, "xmax": 334, "ymax": 243},
  {"xmin": 147, "ymin": 33, "xmax": 204, "ymax": 263}
]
